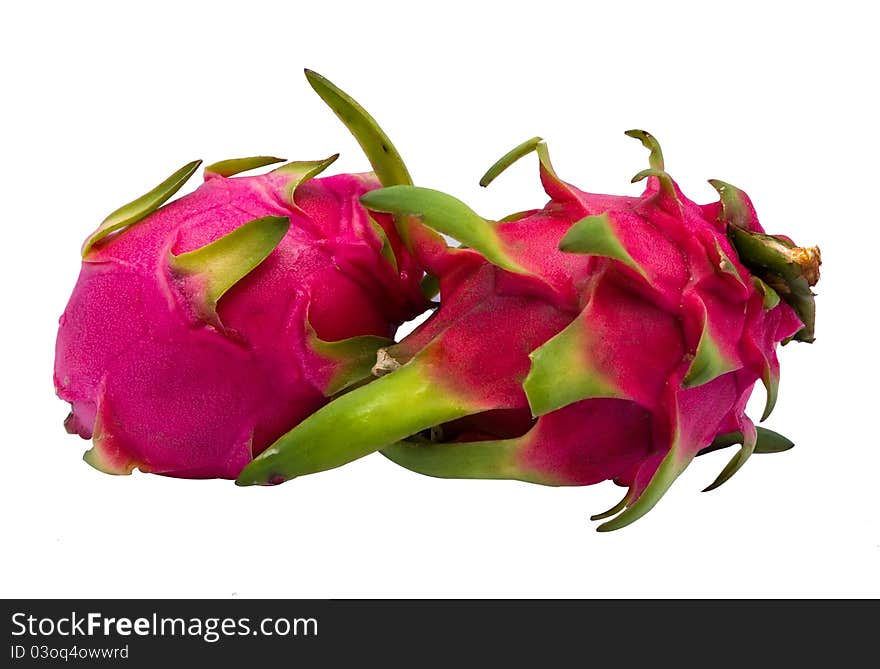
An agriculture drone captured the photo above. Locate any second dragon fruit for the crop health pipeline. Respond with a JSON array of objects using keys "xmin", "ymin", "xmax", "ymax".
[{"xmin": 237, "ymin": 123, "xmax": 820, "ymax": 530}]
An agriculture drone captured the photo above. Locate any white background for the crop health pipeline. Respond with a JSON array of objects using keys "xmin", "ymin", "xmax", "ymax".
[{"xmin": 1, "ymin": 1, "xmax": 877, "ymax": 597}]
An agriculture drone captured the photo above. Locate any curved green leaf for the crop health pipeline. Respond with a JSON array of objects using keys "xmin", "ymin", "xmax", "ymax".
[
  {"xmin": 361, "ymin": 186, "xmax": 530, "ymax": 275},
  {"xmin": 381, "ymin": 436, "xmax": 552, "ymax": 484},
  {"xmin": 703, "ymin": 419, "xmax": 757, "ymax": 492},
  {"xmin": 624, "ymin": 129, "xmax": 664, "ymax": 170},
  {"xmin": 204, "ymin": 156, "xmax": 286, "ymax": 177},
  {"xmin": 479, "ymin": 136, "xmax": 543, "ymax": 187},
  {"xmin": 697, "ymin": 426, "xmax": 794, "ymax": 456},
  {"xmin": 751, "ymin": 277, "xmax": 781, "ymax": 309},
  {"xmin": 708, "ymin": 179, "xmax": 754, "ymax": 230},
  {"xmin": 274, "ymin": 154, "xmax": 340, "ymax": 215},
  {"xmin": 83, "ymin": 160, "xmax": 201, "ymax": 256},
  {"xmin": 682, "ymin": 300, "xmax": 739, "ymax": 388},
  {"xmin": 524, "ymin": 315, "xmax": 625, "ymax": 417},
  {"xmin": 631, "ymin": 167, "xmax": 679, "ymax": 202},
  {"xmin": 597, "ymin": 446, "xmax": 692, "ymax": 532},
  {"xmin": 559, "ymin": 213, "xmax": 648, "ymax": 279},
  {"xmin": 169, "ymin": 216, "xmax": 290, "ymax": 317},
  {"xmin": 305, "ymin": 69, "xmax": 412, "ymax": 187},
  {"xmin": 590, "ymin": 490, "xmax": 631, "ymax": 521},
  {"xmin": 368, "ymin": 217, "xmax": 398, "ymax": 272},
  {"xmin": 236, "ymin": 359, "xmax": 483, "ymax": 486}
]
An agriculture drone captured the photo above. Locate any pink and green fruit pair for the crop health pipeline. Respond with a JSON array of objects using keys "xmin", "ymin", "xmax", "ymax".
[{"xmin": 55, "ymin": 71, "xmax": 820, "ymax": 529}]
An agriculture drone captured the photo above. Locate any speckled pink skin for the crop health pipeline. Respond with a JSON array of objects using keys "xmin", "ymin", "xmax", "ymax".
[{"xmin": 55, "ymin": 169, "xmax": 424, "ymax": 478}]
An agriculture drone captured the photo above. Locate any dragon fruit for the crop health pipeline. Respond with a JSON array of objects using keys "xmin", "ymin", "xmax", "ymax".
[
  {"xmin": 54, "ymin": 71, "xmax": 426, "ymax": 479},
  {"xmin": 236, "ymin": 129, "xmax": 820, "ymax": 530}
]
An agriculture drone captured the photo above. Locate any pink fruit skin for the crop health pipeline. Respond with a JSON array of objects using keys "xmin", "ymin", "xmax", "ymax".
[
  {"xmin": 54, "ymin": 169, "xmax": 424, "ymax": 478},
  {"xmin": 385, "ymin": 167, "xmax": 803, "ymax": 496}
]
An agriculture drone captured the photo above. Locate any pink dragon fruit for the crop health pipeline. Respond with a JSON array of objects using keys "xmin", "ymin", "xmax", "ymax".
[
  {"xmin": 236, "ymin": 130, "xmax": 820, "ymax": 530},
  {"xmin": 54, "ymin": 71, "xmax": 425, "ymax": 479}
]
